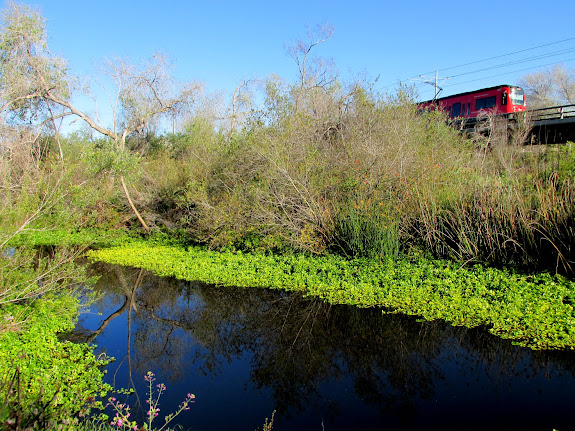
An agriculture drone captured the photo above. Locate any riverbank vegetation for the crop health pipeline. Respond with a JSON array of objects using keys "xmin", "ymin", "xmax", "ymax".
[{"xmin": 1, "ymin": 1, "xmax": 575, "ymax": 428}]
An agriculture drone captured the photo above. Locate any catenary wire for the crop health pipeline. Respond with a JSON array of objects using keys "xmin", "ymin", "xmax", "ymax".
[
  {"xmin": 419, "ymin": 37, "xmax": 575, "ymax": 76},
  {"xmin": 377, "ymin": 37, "xmax": 575, "ymax": 94}
]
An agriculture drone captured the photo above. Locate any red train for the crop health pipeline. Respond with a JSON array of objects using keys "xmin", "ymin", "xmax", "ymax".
[{"xmin": 419, "ymin": 85, "xmax": 527, "ymax": 119}]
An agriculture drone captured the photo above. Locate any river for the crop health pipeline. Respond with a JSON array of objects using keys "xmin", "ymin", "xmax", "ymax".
[{"xmin": 72, "ymin": 263, "xmax": 575, "ymax": 431}]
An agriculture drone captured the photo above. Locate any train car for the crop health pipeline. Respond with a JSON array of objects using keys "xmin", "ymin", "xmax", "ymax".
[{"xmin": 419, "ymin": 85, "xmax": 527, "ymax": 119}]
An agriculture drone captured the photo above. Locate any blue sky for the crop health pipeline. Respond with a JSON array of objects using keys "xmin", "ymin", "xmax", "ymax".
[{"xmin": 9, "ymin": 0, "xmax": 575, "ymax": 127}]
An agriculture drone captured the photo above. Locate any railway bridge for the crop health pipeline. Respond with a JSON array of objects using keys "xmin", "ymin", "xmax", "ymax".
[
  {"xmin": 529, "ymin": 104, "xmax": 575, "ymax": 144},
  {"xmin": 455, "ymin": 104, "xmax": 575, "ymax": 144}
]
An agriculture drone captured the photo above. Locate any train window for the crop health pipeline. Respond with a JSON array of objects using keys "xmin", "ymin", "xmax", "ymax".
[
  {"xmin": 510, "ymin": 87, "xmax": 526, "ymax": 106},
  {"xmin": 452, "ymin": 102, "xmax": 461, "ymax": 117},
  {"xmin": 476, "ymin": 96, "xmax": 496, "ymax": 110},
  {"xmin": 502, "ymin": 91, "xmax": 508, "ymax": 106}
]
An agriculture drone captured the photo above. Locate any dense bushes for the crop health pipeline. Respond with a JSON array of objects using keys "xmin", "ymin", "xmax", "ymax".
[
  {"xmin": 28, "ymin": 81, "xmax": 572, "ymax": 276},
  {"xmin": 0, "ymin": 133, "xmax": 112, "ymax": 429},
  {"xmin": 4, "ymin": 77, "xmax": 575, "ymax": 279},
  {"xmin": 104, "ymin": 82, "xmax": 572, "ymax": 276}
]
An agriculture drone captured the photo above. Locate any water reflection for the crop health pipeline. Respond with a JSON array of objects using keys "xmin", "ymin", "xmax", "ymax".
[{"xmin": 74, "ymin": 264, "xmax": 575, "ymax": 431}]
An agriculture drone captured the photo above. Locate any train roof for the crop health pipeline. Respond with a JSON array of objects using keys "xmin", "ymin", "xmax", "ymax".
[{"xmin": 420, "ymin": 84, "xmax": 523, "ymax": 104}]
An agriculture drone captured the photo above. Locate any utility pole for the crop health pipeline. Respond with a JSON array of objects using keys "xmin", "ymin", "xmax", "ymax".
[{"xmin": 413, "ymin": 70, "xmax": 450, "ymax": 101}]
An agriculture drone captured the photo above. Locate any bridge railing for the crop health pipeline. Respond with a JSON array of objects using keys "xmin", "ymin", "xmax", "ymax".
[{"xmin": 528, "ymin": 104, "xmax": 575, "ymax": 122}]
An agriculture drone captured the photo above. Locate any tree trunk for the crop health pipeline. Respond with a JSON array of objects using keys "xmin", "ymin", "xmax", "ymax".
[{"xmin": 120, "ymin": 176, "xmax": 150, "ymax": 232}]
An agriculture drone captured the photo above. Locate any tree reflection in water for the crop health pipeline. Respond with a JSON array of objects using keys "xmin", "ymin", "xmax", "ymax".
[{"xmin": 73, "ymin": 263, "xmax": 575, "ymax": 431}]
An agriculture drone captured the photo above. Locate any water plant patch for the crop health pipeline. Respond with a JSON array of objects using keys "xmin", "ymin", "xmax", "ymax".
[{"xmin": 87, "ymin": 244, "xmax": 575, "ymax": 350}]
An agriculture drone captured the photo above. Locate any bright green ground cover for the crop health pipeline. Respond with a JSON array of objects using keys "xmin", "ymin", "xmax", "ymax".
[
  {"xmin": 0, "ymin": 295, "xmax": 111, "ymax": 428},
  {"xmin": 87, "ymin": 244, "xmax": 575, "ymax": 350},
  {"xmin": 5, "ymin": 229, "xmax": 138, "ymax": 248}
]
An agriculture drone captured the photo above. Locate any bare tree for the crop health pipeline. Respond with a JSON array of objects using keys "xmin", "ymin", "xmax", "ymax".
[
  {"xmin": 0, "ymin": 1, "xmax": 70, "ymax": 159},
  {"xmin": 551, "ymin": 65, "xmax": 575, "ymax": 105},
  {"xmin": 228, "ymin": 79, "xmax": 254, "ymax": 137},
  {"xmin": 98, "ymin": 54, "xmax": 201, "ymax": 149},
  {"xmin": 0, "ymin": 3, "xmax": 200, "ymax": 149},
  {"xmin": 286, "ymin": 24, "xmax": 337, "ymax": 111},
  {"xmin": 519, "ymin": 64, "xmax": 575, "ymax": 108},
  {"xmin": 0, "ymin": 2, "xmax": 201, "ymax": 231}
]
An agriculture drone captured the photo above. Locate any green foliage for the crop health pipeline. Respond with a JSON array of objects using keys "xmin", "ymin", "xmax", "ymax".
[
  {"xmin": 6, "ymin": 75, "xmax": 568, "ymax": 276},
  {"xmin": 0, "ymin": 163, "xmax": 75, "ymax": 235},
  {"xmin": 332, "ymin": 199, "xmax": 399, "ymax": 258},
  {"xmin": 82, "ymin": 142, "xmax": 141, "ymax": 181},
  {"xmin": 2, "ymin": 0, "xmax": 575, "ymax": 274},
  {"xmin": 7, "ymin": 228, "xmax": 139, "ymax": 248},
  {"xmin": 88, "ymin": 244, "xmax": 575, "ymax": 350},
  {"xmin": 539, "ymin": 142, "xmax": 575, "ymax": 180},
  {"xmin": 0, "ymin": 294, "xmax": 111, "ymax": 429}
]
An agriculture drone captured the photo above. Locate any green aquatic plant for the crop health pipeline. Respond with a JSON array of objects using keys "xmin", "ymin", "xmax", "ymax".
[
  {"xmin": 5, "ymin": 229, "xmax": 139, "ymax": 249},
  {"xmin": 0, "ymin": 295, "xmax": 111, "ymax": 429},
  {"xmin": 87, "ymin": 244, "xmax": 575, "ymax": 350}
]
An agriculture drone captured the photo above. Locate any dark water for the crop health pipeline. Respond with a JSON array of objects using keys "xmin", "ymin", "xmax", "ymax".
[{"xmin": 73, "ymin": 263, "xmax": 575, "ymax": 431}]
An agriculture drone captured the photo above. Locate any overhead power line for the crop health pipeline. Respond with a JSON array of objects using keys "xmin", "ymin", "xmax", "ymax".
[
  {"xmin": 411, "ymin": 70, "xmax": 450, "ymax": 100},
  {"xmin": 376, "ymin": 37, "xmax": 575, "ymax": 96},
  {"xmin": 419, "ymin": 37, "xmax": 575, "ymax": 76},
  {"xmin": 446, "ymin": 47, "xmax": 575, "ymax": 79},
  {"xmin": 382, "ymin": 37, "xmax": 575, "ymax": 98},
  {"xmin": 443, "ymin": 57, "xmax": 575, "ymax": 90}
]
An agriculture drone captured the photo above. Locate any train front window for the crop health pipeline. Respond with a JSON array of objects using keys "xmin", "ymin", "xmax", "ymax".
[{"xmin": 510, "ymin": 88, "xmax": 525, "ymax": 106}]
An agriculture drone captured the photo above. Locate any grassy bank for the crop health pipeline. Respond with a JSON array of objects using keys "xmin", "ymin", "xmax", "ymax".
[{"xmin": 88, "ymin": 243, "xmax": 575, "ymax": 350}]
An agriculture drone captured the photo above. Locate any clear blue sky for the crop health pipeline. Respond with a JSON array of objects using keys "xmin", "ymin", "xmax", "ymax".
[{"xmin": 9, "ymin": 0, "xmax": 575, "ymax": 124}]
